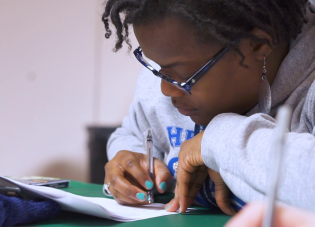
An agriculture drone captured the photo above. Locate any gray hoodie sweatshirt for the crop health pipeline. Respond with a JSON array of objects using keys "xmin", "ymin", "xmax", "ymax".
[{"xmin": 107, "ymin": 10, "xmax": 315, "ymax": 212}]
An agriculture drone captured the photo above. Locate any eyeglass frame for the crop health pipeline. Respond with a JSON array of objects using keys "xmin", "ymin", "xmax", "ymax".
[{"xmin": 133, "ymin": 45, "xmax": 231, "ymax": 94}]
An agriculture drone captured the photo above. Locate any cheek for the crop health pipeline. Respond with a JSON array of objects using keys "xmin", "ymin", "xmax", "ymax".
[
  {"xmin": 190, "ymin": 69, "xmax": 234, "ymax": 113},
  {"xmin": 191, "ymin": 62, "xmax": 261, "ymax": 116}
]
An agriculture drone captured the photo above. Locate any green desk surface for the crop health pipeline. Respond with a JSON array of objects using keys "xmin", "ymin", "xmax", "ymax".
[{"xmin": 30, "ymin": 181, "xmax": 231, "ymax": 227}]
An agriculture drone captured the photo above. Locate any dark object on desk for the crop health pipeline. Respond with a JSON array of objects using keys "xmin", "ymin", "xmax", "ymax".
[
  {"xmin": 0, "ymin": 194, "xmax": 61, "ymax": 227},
  {"xmin": 8, "ymin": 176, "xmax": 69, "ymax": 189},
  {"xmin": 87, "ymin": 126, "xmax": 118, "ymax": 184}
]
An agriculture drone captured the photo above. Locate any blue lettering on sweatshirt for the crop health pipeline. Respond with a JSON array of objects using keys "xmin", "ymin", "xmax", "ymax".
[
  {"xmin": 166, "ymin": 126, "xmax": 194, "ymax": 176},
  {"xmin": 166, "ymin": 126, "xmax": 194, "ymax": 147}
]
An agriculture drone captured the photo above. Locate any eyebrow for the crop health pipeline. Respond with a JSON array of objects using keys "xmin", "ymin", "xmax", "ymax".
[{"xmin": 142, "ymin": 50, "xmax": 189, "ymax": 68}]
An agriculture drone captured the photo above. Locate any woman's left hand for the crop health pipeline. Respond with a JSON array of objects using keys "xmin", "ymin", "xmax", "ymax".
[{"xmin": 165, "ymin": 130, "xmax": 235, "ymax": 215}]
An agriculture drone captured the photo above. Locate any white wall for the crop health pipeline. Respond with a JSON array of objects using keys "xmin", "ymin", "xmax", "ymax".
[{"xmin": 0, "ymin": 0, "xmax": 142, "ymax": 182}]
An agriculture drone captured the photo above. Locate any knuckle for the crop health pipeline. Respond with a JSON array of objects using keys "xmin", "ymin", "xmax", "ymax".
[
  {"xmin": 215, "ymin": 182, "xmax": 228, "ymax": 190},
  {"xmin": 160, "ymin": 169, "xmax": 171, "ymax": 178},
  {"xmin": 180, "ymin": 140, "xmax": 192, "ymax": 151},
  {"xmin": 125, "ymin": 186, "xmax": 133, "ymax": 197},
  {"xmin": 116, "ymin": 150, "xmax": 133, "ymax": 160},
  {"xmin": 178, "ymin": 151, "xmax": 189, "ymax": 164},
  {"xmin": 105, "ymin": 159, "xmax": 121, "ymax": 172},
  {"xmin": 111, "ymin": 175, "xmax": 118, "ymax": 187},
  {"xmin": 136, "ymin": 171, "xmax": 145, "ymax": 179},
  {"xmin": 133, "ymin": 152, "xmax": 143, "ymax": 159},
  {"xmin": 126, "ymin": 159, "xmax": 136, "ymax": 169},
  {"xmin": 187, "ymin": 182, "xmax": 202, "ymax": 190},
  {"xmin": 116, "ymin": 150, "xmax": 127, "ymax": 157}
]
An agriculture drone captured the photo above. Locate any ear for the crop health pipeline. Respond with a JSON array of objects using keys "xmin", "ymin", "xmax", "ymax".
[{"xmin": 249, "ymin": 28, "xmax": 274, "ymax": 61}]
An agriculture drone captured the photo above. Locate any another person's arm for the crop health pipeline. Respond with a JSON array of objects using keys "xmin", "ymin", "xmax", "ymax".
[{"xmin": 225, "ymin": 201, "xmax": 315, "ymax": 227}]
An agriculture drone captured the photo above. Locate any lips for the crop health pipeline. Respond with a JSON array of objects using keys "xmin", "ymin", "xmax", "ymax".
[{"xmin": 175, "ymin": 107, "xmax": 198, "ymax": 116}]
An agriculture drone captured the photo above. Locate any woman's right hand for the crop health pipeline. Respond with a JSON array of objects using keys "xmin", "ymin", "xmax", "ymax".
[{"xmin": 104, "ymin": 150, "xmax": 172, "ymax": 205}]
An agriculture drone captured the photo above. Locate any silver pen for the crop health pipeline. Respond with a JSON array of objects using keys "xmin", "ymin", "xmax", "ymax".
[
  {"xmin": 144, "ymin": 129, "xmax": 154, "ymax": 203},
  {"xmin": 262, "ymin": 106, "xmax": 292, "ymax": 227}
]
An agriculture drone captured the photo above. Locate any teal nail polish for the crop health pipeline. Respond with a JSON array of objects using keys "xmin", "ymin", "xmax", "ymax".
[
  {"xmin": 165, "ymin": 205, "xmax": 170, "ymax": 210},
  {"xmin": 136, "ymin": 193, "xmax": 145, "ymax": 201},
  {"xmin": 145, "ymin": 180, "xmax": 153, "ymax": 189},
  {"xmin": 159, "ymin": 182, "xmax": 166, "ymax": 192}
]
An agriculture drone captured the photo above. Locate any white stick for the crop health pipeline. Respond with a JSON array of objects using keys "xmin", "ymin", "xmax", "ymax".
[{"xmin": 262, "ymin": 106, "xmax": 292, "ymax": 227}]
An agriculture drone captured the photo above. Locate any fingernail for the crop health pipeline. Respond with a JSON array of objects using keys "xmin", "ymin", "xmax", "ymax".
[
  {"xmin": 145, "ymin": 180, "xmax": 154, "ymax": 189},
  {"xmin": 159, "ymin": 181, "xmax": 167, "ymax": 192},
  {"xmin": 165, "ymin": 205, "xmax": 170, "ymax": 210},
  {"xmin": 136, "ymin": 193, "xmax": 145, "ymax": 201}
]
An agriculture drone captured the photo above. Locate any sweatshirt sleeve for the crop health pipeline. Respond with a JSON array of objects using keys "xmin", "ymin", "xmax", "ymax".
[
  {"xmin": 201, "ymin": 113, "xmax": 315, "ymax": 212},
  {"xmin": 106, "ymin": 67, "xmax": 149, "ymax": 161},
  {"xmin": 106, "ymin": 64, "xmax": 165, "ymax": 161},
  {"xmin": 106, "ymin": 102, "xmax": 149, "ymax": 161}
]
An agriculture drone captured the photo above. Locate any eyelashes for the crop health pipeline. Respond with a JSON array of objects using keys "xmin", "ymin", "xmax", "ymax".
[
  {"xmin": 159, "ymin": 69, "xmax": 190, "ymax": 82},
  {"xmin": 165, "ymin": 73, "xmax": 173, "ymax": 80},
  {"xmin": 159, "ymin": 69, "xmax": 173, "ymax": 79}
]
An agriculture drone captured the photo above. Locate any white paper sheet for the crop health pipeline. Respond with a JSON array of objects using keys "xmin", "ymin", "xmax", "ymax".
[{"xmin": 0, "ymin": 176, "xmax": 180, "ymax": 222}]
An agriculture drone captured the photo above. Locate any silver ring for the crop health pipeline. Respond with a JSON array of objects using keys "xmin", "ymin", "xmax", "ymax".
[{"xmin": 103, "ymin": 183, "xmax": 113, "ymax": 197}]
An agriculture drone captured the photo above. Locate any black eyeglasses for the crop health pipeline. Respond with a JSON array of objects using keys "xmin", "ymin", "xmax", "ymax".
[{"xmin": 133, "ymin": 45, "xmax": 230, "ymax": 94}]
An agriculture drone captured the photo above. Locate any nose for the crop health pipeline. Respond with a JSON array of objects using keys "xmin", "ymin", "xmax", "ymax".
[{"xmin": 160, "ymin": 79, "xmax": 186, "ymax": 98}]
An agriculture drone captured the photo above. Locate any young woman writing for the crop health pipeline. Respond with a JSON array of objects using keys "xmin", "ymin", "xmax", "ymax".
[{"xmin": 102, "ymin": 0, "xmax": 315, "ymax": 215}]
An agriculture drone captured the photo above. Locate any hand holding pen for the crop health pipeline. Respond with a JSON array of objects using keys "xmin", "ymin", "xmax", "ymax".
[{"xmin": 103, "ymin": 130, "xmax": 171, "ymax": 205}]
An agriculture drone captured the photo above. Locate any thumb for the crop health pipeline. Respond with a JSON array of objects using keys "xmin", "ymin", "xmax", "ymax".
[
  {"xmin": 208, "ymin": 169, "xmax": 235, "ymax": 216},
  {"xmin": 154, "ymin": 158, "xmax": 172, "ymax": 193}
]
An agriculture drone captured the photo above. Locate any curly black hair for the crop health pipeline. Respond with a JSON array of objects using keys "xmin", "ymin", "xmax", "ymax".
[{"xmin": 102, "ymin": 0, "xmax": 309, "ymax": 58}]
